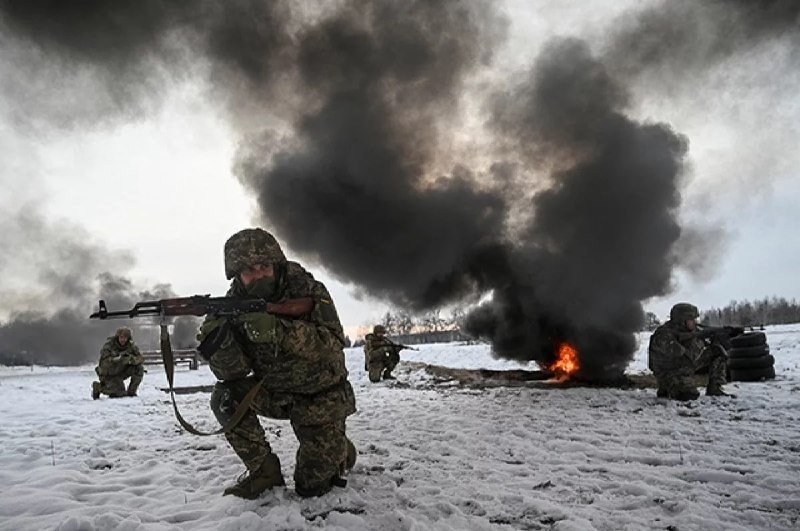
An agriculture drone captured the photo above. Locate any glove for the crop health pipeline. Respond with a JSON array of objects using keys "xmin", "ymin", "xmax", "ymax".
[{"xmin": 197, "ymin": 318, "xmax": 252, "ymax": 381}]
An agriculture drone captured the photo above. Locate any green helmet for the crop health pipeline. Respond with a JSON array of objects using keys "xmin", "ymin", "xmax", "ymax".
[
  {"xmin": 224, "ymin": 228, "xmax": 286, "ymax": 280},
  {"xmin": 115, "ymin": 327, "xmax": 132, "ymax": 340},
  {"xmin": 670, "ymin": 303, "xmax": 699, "ymax": 322},
  {"xmin": 373, "ymin": 325, "xmax": 386, "ymax": 335}
]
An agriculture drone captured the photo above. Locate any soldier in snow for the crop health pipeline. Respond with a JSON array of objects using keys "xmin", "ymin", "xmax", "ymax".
[
  {"xmin": 198, "ymin": 228, "xmax": 356, "ymax": 499},
  {"xmin": 92, "ymin": 327, "xmax": 145, "ymax": 399},
  {"xmin": 648, "ymin": 302, "xmax": 730, "ymax": 401},
  {"xmin": 363, "ymin": 324, "xmax": 401, "ymax": 382}
]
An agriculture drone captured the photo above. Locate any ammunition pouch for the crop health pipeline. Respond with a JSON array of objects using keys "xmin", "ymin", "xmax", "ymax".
[{"xmin": 236, "ymin": 312, "xmax": 279, "ymax": 344}]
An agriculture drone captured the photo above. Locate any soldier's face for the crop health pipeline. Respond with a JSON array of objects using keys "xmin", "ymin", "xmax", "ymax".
[
  {"xmin": 118, "ymin": 335, "xmax": 129, "ymax": 346},
  {"xmin": 685, "ymin": 319, "xmax": 697, "ymax": 331},
  {"xmin": 240, "ymin": 263, "xmax": 274, "ymax": 287}
]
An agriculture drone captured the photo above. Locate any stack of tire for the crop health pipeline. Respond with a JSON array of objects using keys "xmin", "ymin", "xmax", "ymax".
[{"xmin": 727, "ymin": 331, "xmax": 775, "ymax": 382}]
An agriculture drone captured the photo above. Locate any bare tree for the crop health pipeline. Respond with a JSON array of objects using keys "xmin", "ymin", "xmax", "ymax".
[
  {"xmin": 395, "ymin": 311, "xmax": 415, "ymax": 334},
  {"xmin": 380, "ymin": 311, "xmax": 397, "ymax": 335},
  {"xmin": 421, "ymin": 309, "xmax": 446, "ymax": 332}
]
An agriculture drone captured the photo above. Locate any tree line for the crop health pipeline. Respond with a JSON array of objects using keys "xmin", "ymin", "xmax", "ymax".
[{"xmin": 373, "ymin": 308, "xmax": 463, "ymax": 335}]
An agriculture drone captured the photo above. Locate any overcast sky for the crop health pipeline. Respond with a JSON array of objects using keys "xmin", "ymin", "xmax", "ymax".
[{"xmin": 1, "ymin": 0, "xmax": 798, "ymax": 339}]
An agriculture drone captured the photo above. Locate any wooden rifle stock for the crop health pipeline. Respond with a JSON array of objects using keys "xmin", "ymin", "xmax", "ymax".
[{"xmin": 266, "ymin": 297, "xmax": 314, "ymax": 318}]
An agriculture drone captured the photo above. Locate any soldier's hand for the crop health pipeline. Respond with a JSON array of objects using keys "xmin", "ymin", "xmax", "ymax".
[{"xmin": 699, "ymin": 329, "xmax": 717, "ymax": 340}]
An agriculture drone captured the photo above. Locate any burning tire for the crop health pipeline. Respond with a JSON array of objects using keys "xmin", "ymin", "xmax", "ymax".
[
  {"xmin": 729, "ymin": 365, "xmax": 775, "ymax": 382},
  {"xmin": 728, "ymin": 354, "xmax": 774, "ymax": 371},
  {"xmin": 728, "ymin": 344, "xmax": 770, "ymax": 359},
  {"xmin": 730, "ymin": 332, "xmax": 767, "ymax": 348}
]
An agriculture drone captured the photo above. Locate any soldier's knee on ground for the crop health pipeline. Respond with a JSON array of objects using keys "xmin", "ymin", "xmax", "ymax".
[
  {"xmin": 368, "ymin": 365, "xmax": 383, "ymax": 383},
  {"xmin": 293, "ymin": 423, "xmax": 347, "ymax": 498},
  {"xmin": 103, "ymin": 378, "xmax": 127, "ymax": 398}
]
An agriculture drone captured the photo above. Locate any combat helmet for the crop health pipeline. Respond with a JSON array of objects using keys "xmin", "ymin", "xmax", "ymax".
[
  {"xmin": 115, "ymin": 327, "xmax": 132, "ymax": 339},
  {"xmin": 373, "ymin": 325, "xmax": 386, "ymax": 335},
  {"xmin": 670, "ymin": 303, "xmax": 699, "ymax": 323},
  {"xmin": 224, "ymin": 228, "xmax": 287, "ymax": 280}
]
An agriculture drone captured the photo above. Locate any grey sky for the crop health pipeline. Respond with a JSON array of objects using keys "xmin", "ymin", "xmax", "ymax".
[{"xmin": 1, "ymin": 0, "xmax": 798, "ymax": 341}]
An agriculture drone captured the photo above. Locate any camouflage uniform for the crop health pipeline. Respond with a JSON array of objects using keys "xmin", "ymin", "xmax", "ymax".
[
  {"xmin": 364, "ymin": 325, "xmax": 400, "ymax": 382},
  {"xmin": 92, "ymin": 327, "xmax": 145, "ymax": 399},
  {"xmin": 199, "ymin": 228, "xmax": 356, "ymax": 499},
  {"xmin": 648, "ymin": 303, "xmax": 728, "ymax": 401}
]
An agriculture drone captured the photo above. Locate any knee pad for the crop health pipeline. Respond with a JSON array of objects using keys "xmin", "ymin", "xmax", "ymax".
[{"xmin": 210, "ymin": 383, "xmax": 239, "ymax": 425}]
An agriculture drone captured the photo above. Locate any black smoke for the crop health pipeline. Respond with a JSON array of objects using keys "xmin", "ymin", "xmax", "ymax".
[
  {"xmin": 605, "ymin": 0, "xmax": 800, "ymax": 81},
  {"xmin": 235, "ymin": 1, "xmax": 508, "ymax": 308},
  {"xmin": 0, "ymin": 0, "xmax": 293, "ymax": 128}
]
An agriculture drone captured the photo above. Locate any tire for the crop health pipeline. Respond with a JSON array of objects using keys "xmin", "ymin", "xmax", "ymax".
[
  {"xmin": 730, "ymin": 332, "xmax": 767, "ymax": 348},
  {"xmin": 729, "ymin": 365, "xmax": 775, "ymax": 382},
  {"xmin": 728, "ymin": 344, "xmax": 770, "ymax": 359},
  {"xmin": 728, "ymin": 354, "xmax": 774, "ymax": 371}
]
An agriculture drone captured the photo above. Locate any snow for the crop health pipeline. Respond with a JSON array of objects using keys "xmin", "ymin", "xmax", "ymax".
[{"xmin": 1, "ymin": 326, "xmax": 799, "ymax": 531}]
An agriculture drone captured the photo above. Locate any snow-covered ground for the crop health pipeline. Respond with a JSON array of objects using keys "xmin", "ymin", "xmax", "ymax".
[{"xmin": 1, "ymin": 326, "xmax": 799, "ymax": 531}]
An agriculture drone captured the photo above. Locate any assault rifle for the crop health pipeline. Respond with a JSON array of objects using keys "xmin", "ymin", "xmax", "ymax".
[
  {"xmin": 696, "ymin": 324, "xmax": 745, "ymax": 350},
  {"xmin": 388, "ymin": 341, "xmax": 418, "ymax": 352},
  {"xmin": 89, "ymin": 295, "xmax": 313, "ymax": 320}
]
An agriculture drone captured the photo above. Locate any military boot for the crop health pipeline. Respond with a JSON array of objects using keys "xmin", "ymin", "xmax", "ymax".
[
  {"xmin": 91, "ymin": 381, "xmax": 101, "ymax": 400},
  {"xmin": 382, "ymin": 370, "xmax": 396, "ymax": 380},
  {"xmin": 223, "ymin": 454, "xmax": 285, "ymax": 499},
  {"xmin": 345, "ymin": 438, "xmax": 357, "ymax": 470},
  {"xmin": 706, "ymin": 385, "xmax": 733, "ymax": 397},
  {"xmin": 126, "ymin": 382, "xmax": 140, "ymax": 397},
  {"xmin": 656, "ymin": 388, "xmax": 668, "ymax": 398},
  {"xmin": 671, "ymin": 388, "xmax": 700, "ymax": 401}
]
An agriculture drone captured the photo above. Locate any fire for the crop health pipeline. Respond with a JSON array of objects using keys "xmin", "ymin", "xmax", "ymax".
[{"xmin": 550, "ymin": 341, "xmax": 580, "ymax": 380}]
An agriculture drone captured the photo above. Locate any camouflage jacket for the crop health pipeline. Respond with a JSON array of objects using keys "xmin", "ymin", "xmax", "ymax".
[
  {"xmin": 648, "ymin": 320, "xmax": 705, "ymax": 374},
  {"xmin": 205, "ymin": 261, "xmax": 348, "ymax": 395},
  {"xmin": 364, "ymin": 333, "xmax": 396, "ymax": 358},
  {"xmin": 98, "ymin": 337, "xmax": 144, "ymax": 376}
]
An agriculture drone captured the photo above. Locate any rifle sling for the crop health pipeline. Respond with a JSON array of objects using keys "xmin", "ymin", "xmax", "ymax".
[{"xmin": 160, "ymin": 324, "xmax": 264, "ymax": 437}]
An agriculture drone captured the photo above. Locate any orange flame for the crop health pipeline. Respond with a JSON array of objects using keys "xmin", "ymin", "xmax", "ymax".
[{"xmin": 550, "ymin": 341, "xmax": 580, "ymax": 380}]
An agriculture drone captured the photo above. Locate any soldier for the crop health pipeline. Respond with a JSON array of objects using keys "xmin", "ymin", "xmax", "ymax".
[
  {"xmin": 92, "ymin": 327, "xmax": 145, "ymax": 399},
  {"xmin": 364, "ymin": 324, "xmax": 401, "ymax": 383},
  {"xmin": 648, "ymin": 302, "xmax": 730, "ymax": 401},
  {"xmin": 198, "ymin": 228, "xmax": 356, "ymax": 499}
]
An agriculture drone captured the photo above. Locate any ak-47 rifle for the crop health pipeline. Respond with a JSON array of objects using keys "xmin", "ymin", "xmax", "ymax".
[
  {"xmin": 388, "ymin": 341, "xmax": 419, "ymax": 352},
  {"xmin": 89, "ymin": 294, "xmax": 313, "ymax": 320},
  {"xmin": 88, "ymin": 294, "xmax": 313, "ymax": 437},
  {"xmin": 696, "ymin": 324, "xmax": 745, "ymax": 350}
]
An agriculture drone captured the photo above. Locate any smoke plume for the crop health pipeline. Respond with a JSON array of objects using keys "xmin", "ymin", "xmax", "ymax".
[{"xmin": 461, "ymin": 39, "xmax": 687, "ymax": 378}]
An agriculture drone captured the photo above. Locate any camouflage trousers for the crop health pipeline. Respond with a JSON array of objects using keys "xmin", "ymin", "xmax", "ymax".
[
  {"xmin": 368, "ymin": 349, "xmax": 399, "ymax": 383},
  {"xmin": 96, "ymin": 364, "xmax": 144, "ymax": 397},
  {"xmin": 210, "ymin": 376, "xmax": 356, "ymax": 496},
  {"xmin": 654, "ymin": 345, "xmax": 727, "ymax": 400}
]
